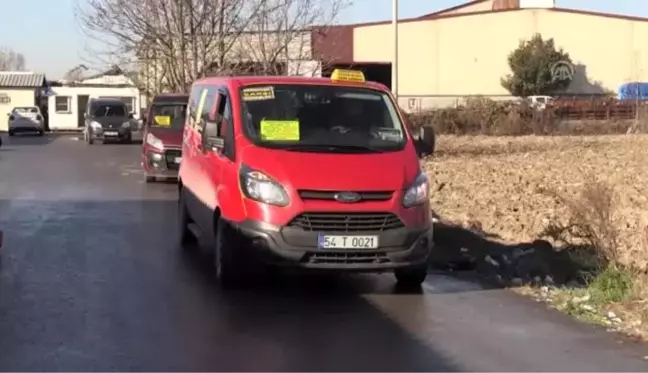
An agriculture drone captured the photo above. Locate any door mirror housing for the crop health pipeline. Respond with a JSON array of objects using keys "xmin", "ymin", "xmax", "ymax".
[
  {"xmin": 203, "ymin": 119, "xmax": 224, "ymax": 150},
  {"xmin": 414, "ymin": 125, "xmax": 435, "ymax": 158}
]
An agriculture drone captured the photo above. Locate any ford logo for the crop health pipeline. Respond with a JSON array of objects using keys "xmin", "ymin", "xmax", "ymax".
[{"xmin": 334, "ymin": 192, "xmax": 362, "ymax": 203}]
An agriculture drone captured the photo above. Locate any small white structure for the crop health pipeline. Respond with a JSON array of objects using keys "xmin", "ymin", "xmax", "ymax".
[
  {"xmin": 0, "ymin": 72, "xmax": 46, "ymax": 132},
  {"xmin": 48, "ymin": 67, "xmax": 142, "ymax": 131}
]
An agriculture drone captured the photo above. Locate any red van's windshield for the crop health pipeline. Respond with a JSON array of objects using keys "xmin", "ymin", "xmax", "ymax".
[
  {"xmin": 240, "ymin": 84, "xmax": 406, "ymax": 153},
  {"xmin": 149, "ymin": 103, "xmax": 187, "ymax": 129}
]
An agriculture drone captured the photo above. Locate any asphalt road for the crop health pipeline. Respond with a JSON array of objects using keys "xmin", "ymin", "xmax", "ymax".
[{"xmin": 1, "ymin": 134, "xmax": 648, "ymax": 371}]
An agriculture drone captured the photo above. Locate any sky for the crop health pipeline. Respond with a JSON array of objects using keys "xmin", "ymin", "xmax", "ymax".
[{"xmin": 1, "ymin": 0, "xmax": 647, "ymax": 79}]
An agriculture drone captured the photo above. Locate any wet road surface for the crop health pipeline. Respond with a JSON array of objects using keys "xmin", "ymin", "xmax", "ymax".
[{"xmin": 1, "ymin": 134, "xmax": 648, "ymax": 371}]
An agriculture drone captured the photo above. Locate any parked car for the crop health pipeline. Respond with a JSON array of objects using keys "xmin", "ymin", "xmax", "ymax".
[
  {"xmin": 84, "ymin": 98, "xmax": 135, "ymax": 144},
  {"xmin": 527, "ymin": 95, "xmax": 554, "ymax": 110},
  {"xmin": 7, "ymin": 106, "xmax": 45, "ymax": 136},
  {"xmin": 178, "ymin": 69, "xmax": 434, "ymax": 288},
  {"xmin": 142, "ymin": 93, "xmax": 189, "ymax": 183}
]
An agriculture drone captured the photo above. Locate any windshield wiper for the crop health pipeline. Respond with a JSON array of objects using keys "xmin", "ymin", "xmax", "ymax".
[{"xmin": 279, "ymin": 143, "xmax": 387, "ymax": 153}]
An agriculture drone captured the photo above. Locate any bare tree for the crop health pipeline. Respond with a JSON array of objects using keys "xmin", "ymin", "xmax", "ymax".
[
  {"xmin": 76, "ymin": 0, "xmax": 268, "ymax": 93},
  {"xmin": 76, "ymin": 0, "xmax": 350, "ymax": 93},
  {"xmin": 235, "ymin": 0, "xmax": 350, "ymax": 77},
  {"xmin": 63, "ymin": 64, "xmax": 89, "ymax": 81},
  {"xmin": 0, "ymin": 47, "xmax": 26, "ymax": 71}
]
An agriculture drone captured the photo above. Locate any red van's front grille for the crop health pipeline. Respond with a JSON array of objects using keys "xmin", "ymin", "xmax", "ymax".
[
  {"xmin": 288, "ymin": 212, "xmax": 404, "ymax": 232},
  {"xmin": 298, "ymin": 190, "xmax": 393, "ymax": 201},
  {"xmin": 164, "ymin": 149, "xmax": 181, "ymax": 170},
  {"xmin": 303, "ymin": 251, "xmax": 391, "ymax": 265}
]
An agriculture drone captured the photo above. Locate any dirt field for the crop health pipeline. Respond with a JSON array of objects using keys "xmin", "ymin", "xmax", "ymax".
[{"xmin": 423, "ymin": 134, "xmax": 648, "ymax": 270}]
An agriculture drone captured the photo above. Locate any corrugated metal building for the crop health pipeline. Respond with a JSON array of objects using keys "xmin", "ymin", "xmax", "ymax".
[
  {"xmin": 312, "ymin": 0, "xmax": 648, "ymax": 109},
  {"xmin": 0, "ymin": 72, "xmax": 46, "ymax": 131}
]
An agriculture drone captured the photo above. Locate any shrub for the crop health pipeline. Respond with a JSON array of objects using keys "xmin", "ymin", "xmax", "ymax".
[
  {"xmin": 539, "ymin": 176, "xmax": 620, "ymax": 265},
  {"xmin": 404, "ymin": 98, "xmax": 629, "ymax": 136}
]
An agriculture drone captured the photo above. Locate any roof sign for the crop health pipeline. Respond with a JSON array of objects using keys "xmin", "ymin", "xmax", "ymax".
[{"xmin": 330, "ymin": 69, "xmax": 365, "ymax": 83}]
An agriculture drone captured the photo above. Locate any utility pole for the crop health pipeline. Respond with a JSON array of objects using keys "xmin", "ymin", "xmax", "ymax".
[{"xmin": 392, "ymin": 0, "xmax": 398, "ymax": 100}]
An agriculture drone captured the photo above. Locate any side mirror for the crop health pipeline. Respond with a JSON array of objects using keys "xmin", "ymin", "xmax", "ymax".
[
  {"xmin": 83, "ymin": 113, "xmax": 87, "ymax": 119},
  {"xmin": 128, "ymin": 113, "xmax": 134, "ymax": 119},
  {"xmin": 203, "ymin": 120, "xmax": 224, "ymax": 150},
  {"xmin": 414, "ymin": 125, "xmax": 435, "ymax": 158}
]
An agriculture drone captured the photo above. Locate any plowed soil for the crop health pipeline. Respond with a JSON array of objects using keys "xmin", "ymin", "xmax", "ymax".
[{"xmin": 424, "ymin": 134, "xmax": 648, "ymax": 270}]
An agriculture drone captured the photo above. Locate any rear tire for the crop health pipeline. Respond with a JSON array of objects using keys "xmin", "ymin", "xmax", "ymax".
[
  {"xmin": 8, "ymin": 131, "xmax": 14, "ymax": 137},
  {"xmin": 37, "ymin": 130, "xmax": 44, "ymax": 136},
  {"xmin": 394, "ymin": 265, "xmax": 428, "ymax": 287},
  {"xmin": 145, "ymin": 175, "xmax": 155, "ymax": 183},
  {"xmin": 214, "ymin": 218, "xmax": 245, "ymax": 289}
]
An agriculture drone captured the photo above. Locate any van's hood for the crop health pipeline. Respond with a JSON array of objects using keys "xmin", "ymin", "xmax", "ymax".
[
  {"xmin": 148, "ymin": 127, "xmax": 183, "ymax": 147},
  {"xmin": 240, "ymin": 146, "xmax": 420, "ymax": 191},
  {"xmin": 92, "ymin": 116, "xmax": 128, "ymax": 129}
]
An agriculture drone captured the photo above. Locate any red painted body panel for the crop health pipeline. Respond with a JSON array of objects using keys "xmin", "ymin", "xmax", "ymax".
[
  {"xmin": 179, "ymin": 76, "xmax": 426, "ymax": 227},
  {"xmin": 141, "ymin": 94, "xmax": 188, "ymax": 175}
]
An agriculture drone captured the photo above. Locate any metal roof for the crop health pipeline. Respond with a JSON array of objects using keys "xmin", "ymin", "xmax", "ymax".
[{"xmin": 0, "ymin": 72, "xmax": 45, "ymax": 88}]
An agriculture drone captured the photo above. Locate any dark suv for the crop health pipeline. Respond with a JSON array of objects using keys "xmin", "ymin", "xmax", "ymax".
[{"xmin": 84, "ymin": 98, "xmax": 135, "ymax": 144}]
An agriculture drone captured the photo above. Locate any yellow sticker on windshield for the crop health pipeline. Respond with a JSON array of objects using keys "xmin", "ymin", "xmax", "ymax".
[
  {"xmin": 260, "ymin": 120, "xmax": 300, "ymax": 141},
  {"xmin": 154, "ymin": 115, "xmax": 171, "ymax": 126},
  {"xmin": 242, "ymin": 86, "xmax": 274, "ymax": 101}
]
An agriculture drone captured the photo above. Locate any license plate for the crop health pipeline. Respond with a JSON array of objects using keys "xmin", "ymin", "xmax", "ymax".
[
  {"xmin": 174, "ymin": 157, "xmax": 182, "ymax": 163},
  {"xmin": 317, "ymin": 235, "xmax": 379, "ymax": 249},
  {"xmin": 104, "ymin": 131, "xmax": 118, "ymax": 136}
]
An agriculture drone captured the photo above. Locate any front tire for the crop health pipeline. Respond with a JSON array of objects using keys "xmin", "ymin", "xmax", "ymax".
[
  {"xmin": 8, "ymin": 131, "xmax": 14, "ymax": 137},
  {"xmin": 178, "ymin": 187, "xmax": 197, "ymax": 247},
  {"xmin": 214, "ymin": 218, "xmax": 245, "ymax": 288},
  {"xmin": 394, "ymin": 265, "xmax": 428, "ymax": 287}
]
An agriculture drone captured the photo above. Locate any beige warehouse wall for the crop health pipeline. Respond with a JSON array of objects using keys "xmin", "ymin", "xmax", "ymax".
[
  {"xmin": 354, "ymin": 9, "xmax": 648, "ymax": 97},
  {"xmin": 537, "ymin": 11, "xmax": 648, "ymax": 94}
]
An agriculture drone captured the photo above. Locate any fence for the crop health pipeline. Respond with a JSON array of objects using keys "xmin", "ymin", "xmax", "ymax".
[
  {"xmin": 402, "ymin": 97, "xmax": 648, "ymax": 136},
  {"xmin": 550, "ymin": 97, "xmax": 648, "ymax": 121}
]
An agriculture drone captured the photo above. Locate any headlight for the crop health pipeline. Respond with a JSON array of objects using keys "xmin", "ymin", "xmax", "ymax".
[
  {"xmin": 121, "ymin": 121, "xmax": 131, "ymax": 128},
  {"xmin": 146, "ymin": 133, "xmax": 164, "ymax": 150},
  {"xmin": 90, "ymin": 121, "xmax": 102, "ymax": 129},
  {"xmin": 239, "ymin": 165, "xmax": 289, "ymax": 207},
  {"xmin": 402, "ymin": 171, "xmax": 429, "ymax": 207}
]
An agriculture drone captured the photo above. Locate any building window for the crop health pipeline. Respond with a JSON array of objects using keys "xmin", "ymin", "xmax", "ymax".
[
  {"xmin": 121, "ymin": 97, "xmax": 135, "ymax": 113},
  {"xmin": 55, "ymin": 96, "xmax": 71, "ymax": 113}
]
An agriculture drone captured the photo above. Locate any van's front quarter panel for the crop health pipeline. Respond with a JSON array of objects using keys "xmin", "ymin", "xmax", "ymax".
[{"xmin": 225, "ymin": 147, "xmax": 433, "ymax": 271}]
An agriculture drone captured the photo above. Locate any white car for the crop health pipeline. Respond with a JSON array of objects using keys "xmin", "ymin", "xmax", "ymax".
[{"xmin": 8, "ymin": 106, "xmax": 44, "ymax": 136}]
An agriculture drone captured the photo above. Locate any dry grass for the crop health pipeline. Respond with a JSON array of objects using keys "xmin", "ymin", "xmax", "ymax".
[{"xmin": 425, "ymin": 133, "xmax": 648, "ymax": 338}]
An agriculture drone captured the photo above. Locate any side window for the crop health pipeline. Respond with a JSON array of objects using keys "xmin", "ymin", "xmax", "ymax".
[
  {"xmin": 188, "ymin": 85, "xmax": 203, "ymax": 127},
  {"xmin": 216, "ymin": 89, "xmax": 235, "ymax": 160},
  {"xmin": 201, "ymin": 87, "xmax": 217, "ymax": 124}
]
